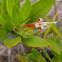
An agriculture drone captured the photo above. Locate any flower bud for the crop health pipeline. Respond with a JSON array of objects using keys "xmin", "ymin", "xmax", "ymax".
[
  {"xmin": 38, "ymin": 18, "xmax": 43, "ymax": 22},
  {"xmin": 15, "ymin": 28, "xmax": 18, "ymax": 31}
]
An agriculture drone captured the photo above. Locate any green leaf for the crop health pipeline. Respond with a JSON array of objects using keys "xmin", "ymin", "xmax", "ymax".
[
  {"xmin": 5, "ymin": 14, "xmax": 13, "ymax": 31},
  {"xmin": 59, "ymin": 50, "xmax": 62, "ymax": 62},
  {"xmin": 28, "ymin": 0, "xmax": 55, "ymax": 23},
  {"xmin": 7, "ymin": 0, "xmax": 20, "ymax": 17},
  {"xmin": 13, "ymin": 0, "xmax": 20, "ymax": 8},
  {"xmin": 27, "ymin": 48, "xmax": 40, "ymax": 61},
  {"xmin": 0, "ymin": 0, "xmax": 2, "ymax": 13},
  {"xmin": 4, "ymin": 36, "xmax": 21, "ymax": 48},
  {"xmin": 50, "ymin": 34, "xmax": 60, "ymax": 46},
  {"xmin": 22, "ymin": 36, "xmax": 48, "ymax": 47},
  {"xmin": 61, "ymin": 40, "xmax": 62, "ymax": 46},
  {"xmin": 27, "ymin": 53, "xmax": 37, "ymax": 61},
  {"xmin": 52, "ymin": 51, "xmax": 59, "ymax": 58},
  {"xmin": 21, "ymin": 0, "xmax": 32, "ymax": 19},
  {"xmin": 0, "ymin": 28, "xmax": 8, "ymax": 41},
  {"xmin": 0, "ymin": 17, "xmax": 8, "ymax": 41},
  {"xmin": 39, "ymin": 55, "xmax": 47, "ymax": 62},
  {"xmin": 55, "ymin": 36, "xmax": 60, "ymax": 45},
  {"xmin": 12, "ymin": 4, "xmax": 24, "ymax": 26},
  {"xmin": 17, "ymin": 54, "xmax": 29, "ymax": 62},
  {"xmin": 2, "ymin": 0, "xmax": 6, "ymax": 11},
  {"xmin": 27, "ymin": 48, "xmax": 46, "ymax": 62},
  {"xmin": 52, "ymin": 56, "xmax": 59, "ymax": 62},
  {"xmin": 50, "ymin": 34, "xmax": 55, "ymax": 42},
  {"xmin": 32, "ymin": 48, "xmax": 40, "ymax": 59},
  {"xmin": 17, "ymin": 54, "xmax": 33, "ymax": 62},
  {"xmin": 1, "ymin": 7, "xmax": 13, "ymax": 31},
  {"xmin": 0, "ymin": 16, "xmax": 5, "ymax": 28},
  {"xmin": 49, "ymin": 41, "xmax": 62, "ymax": 55},
  {"xmin": 45, "ymin": 16, "xmax": 52, "ymax": 22},
  {"xmin": 7, "ymin": 0, "xmax": 13, "ymax": 17},
  {"xmin": 52, "ymin": 50, "xmax": 59, "ymax": 62},
  {"xmin": 51, "ymin": 24, "xmax": 62, "ymax": 39},
  {"xmin": 43, "ymin": 49, "xmax": 53, "ymax": 62}
]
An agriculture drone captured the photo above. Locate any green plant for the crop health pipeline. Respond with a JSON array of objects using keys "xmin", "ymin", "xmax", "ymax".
[
  {"xmin": 0, "ymin": 0, "xmax": 55, "ymax": 48},
  {"xmin": 16, "ymin": 13, "xmax": 62, "ymax": 62},
  {"xmin": 0, "ymin": 0, "xmax": 62, "ymax": 62},
  {"xmin": 17, "ymin": 34, "xmax": 62, "ymax": 62},
  {"xmin": 16, "ymin": 1, "xmax": 62, "ymax": 61}
]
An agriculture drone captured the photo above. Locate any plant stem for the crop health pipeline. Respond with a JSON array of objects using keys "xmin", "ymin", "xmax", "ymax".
[
  {"xmin": 8, "ymin": 48, "xmax": 11, "ymax": 62},
  {"xmin": 54, "ymin": 1, "xmax": 58, "ymax": 21},
  {"xmin": 20, "ymin": 41, "xmax": 25, "ymax": 56},
  {"xmin": 18, "ymin": 41, "xmax": 25, "ymax": 56}
]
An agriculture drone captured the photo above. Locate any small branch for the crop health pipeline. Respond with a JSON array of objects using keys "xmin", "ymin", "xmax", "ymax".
[
  {"xmin": 18, "ymin": 41, "xmax": 25, "ymax": 56},
  {"xmin": 20, "ymin": 41, "xmax": 25, "ymax": 56},
  {"xmin": 8, "ymin": 48, "xmax": 11, "ymax": 62},
  {"xmin": 54, "ymin": 1, "xmax": 58, "ymax": 21}
]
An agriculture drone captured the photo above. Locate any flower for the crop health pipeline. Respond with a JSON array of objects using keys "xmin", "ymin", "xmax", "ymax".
[{"xmin": 25, "ymin": 18, "xmax": 57, "ymax": 30}]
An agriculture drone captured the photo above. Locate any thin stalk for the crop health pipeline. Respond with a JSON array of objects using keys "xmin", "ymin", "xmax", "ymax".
[
  {"xmin": 54, "ymin": 1, "xmax": 58, "ymax": 21},
  {"xmin": 18, "ymin": 41, "xmax": 25, "ymax": 56},
  {"xmin": 20, "ymin": 41, "xmax": 25, "ymax": 56},
  {"xmin": 8, "ymin": 48, "xmax": 11, "ymax": 62}
]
